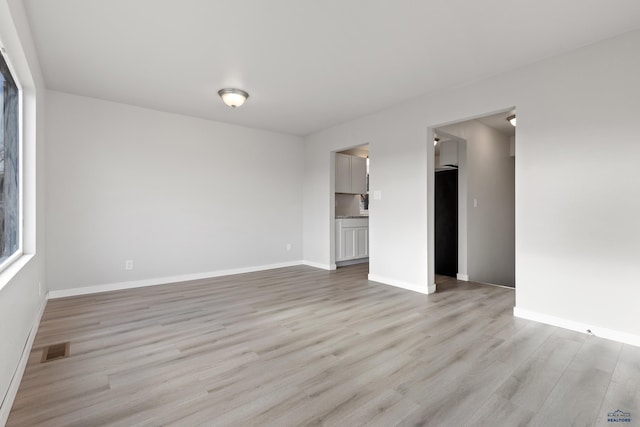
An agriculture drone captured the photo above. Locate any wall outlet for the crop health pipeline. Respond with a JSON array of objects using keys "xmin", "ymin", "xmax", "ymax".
[
  {"xmin": 286, "ymin": 243, "xmax": 292, "ymax": 251},
  {"xmin": 125, "ymin": 260, "xmax": 134, "ymax": 270}
]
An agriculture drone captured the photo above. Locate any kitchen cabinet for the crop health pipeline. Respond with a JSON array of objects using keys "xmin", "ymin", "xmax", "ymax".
[
  {"xmin": 335, "ymin": 218, "xmax": 369, "ymax": 262},
  {"xmin": 335, "ymin": 153, "xmax": 352, "ymax": 193},
  {"xmin": 351, "ymin": 156, "xmax": 367, "ymax": 194},
  {"xmin": 335, "ymin": 153, "xmax": 367, "ymax": 194}
]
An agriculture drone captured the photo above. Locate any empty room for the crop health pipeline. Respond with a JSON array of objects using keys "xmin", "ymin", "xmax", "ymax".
[{"xmin": 1, "ymin": 1, "xmax": 639, "ymax": 426}]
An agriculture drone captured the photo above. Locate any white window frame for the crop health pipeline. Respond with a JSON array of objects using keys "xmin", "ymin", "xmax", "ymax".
[{"xmin": 0, "ymin": 46, "xmax": 24, "ymax": 274}]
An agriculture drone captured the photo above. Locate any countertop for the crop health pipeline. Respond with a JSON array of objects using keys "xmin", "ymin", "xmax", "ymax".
[{"xmin": 336, "ymin": 215, "xmax": 369, "ymax": 219}]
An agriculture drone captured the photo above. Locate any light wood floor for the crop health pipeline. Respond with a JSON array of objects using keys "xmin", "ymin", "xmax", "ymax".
[{"xmin": 8, "ymin": 264, "xmax": 639, "ymax": 426}]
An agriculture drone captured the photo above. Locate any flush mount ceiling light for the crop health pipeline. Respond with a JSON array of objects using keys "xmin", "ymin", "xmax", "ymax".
[
  {"xmin": 218, "ymin": 88, "xmax": 249, "ymax": 108},
  {"xmin": 507, "ymin": 114, "xmax": 516, "ymax": 127},
  {"xmin": 434, "ymin": 137, "xmax": 440, "ymax": 146}
]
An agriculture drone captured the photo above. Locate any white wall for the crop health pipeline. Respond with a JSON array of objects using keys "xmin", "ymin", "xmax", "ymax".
[
  {"xmin": 0, "ymin": 0, "xmax": 47, "ymax": 421},
  {"xmin": 441, "ymin": 120, "xmax": 515, "ymax": 286},
  {"xmin": 303, "ymin": 29, "xmax": 640, "ymax": 342},
  {"xmin": 46, "ymin": 91, "xmax": 304, "ymax": 292},
  {"xmin": 304, "ymin": 106, "xmax": 430, "ymax": 291}
]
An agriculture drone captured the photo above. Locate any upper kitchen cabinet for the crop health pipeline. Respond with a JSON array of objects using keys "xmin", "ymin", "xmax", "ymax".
[
  {"xmin": 351, "ymin": 156, "xmax": 367, "ymax": 193},
  {"xmin": 336, "ymin": 153, "xmax": 367, "ymax": 194},
  {"xmin": 335, "ymin": 153, "xmax": 352, "ymax": 193}
]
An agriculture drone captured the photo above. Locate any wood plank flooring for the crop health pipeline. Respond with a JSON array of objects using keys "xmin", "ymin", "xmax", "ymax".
[{"xmin": 7, "ymin": 265, "xmax": 638, "ymax": 426}]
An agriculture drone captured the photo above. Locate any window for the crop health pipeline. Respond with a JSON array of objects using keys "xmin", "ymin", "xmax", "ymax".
[{"xmin": 0, "ymin": 49, "xmax": 20, "ymax": 267}]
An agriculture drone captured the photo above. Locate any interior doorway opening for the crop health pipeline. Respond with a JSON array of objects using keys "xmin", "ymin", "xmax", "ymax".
[
  {"xmin": 332, "ymin": 143, "xmax": 370, "ymax": 270},
  {"xmin": 431, "ymin": 109, "xmax": 516, "ymax": 290}
]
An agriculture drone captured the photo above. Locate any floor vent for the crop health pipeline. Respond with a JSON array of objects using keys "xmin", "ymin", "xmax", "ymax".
[{"xmin": 41, "ymin": 342, "xmax": 70, "ymax": 363}]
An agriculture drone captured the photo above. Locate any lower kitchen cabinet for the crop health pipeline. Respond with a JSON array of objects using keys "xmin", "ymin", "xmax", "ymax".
[{"xmin": 335, "ymin": 218, "xmax": 369, "ymax": 262}]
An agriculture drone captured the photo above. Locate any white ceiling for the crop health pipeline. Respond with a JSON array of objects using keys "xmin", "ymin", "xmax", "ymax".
[{"xmin": 23, "ymin": 0, "xmax": 640, "ymax": 136}]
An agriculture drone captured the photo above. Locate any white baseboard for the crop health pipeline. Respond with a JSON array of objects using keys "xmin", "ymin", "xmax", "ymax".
[
  {"xmin": 457, "ymin": 273, "xmax": 469, "ymax": 281},
  {"xmin": 302, "ymin": 260, "xmax": 336, "ymax": 271},
  {"xmin": 49, "ymin": 261, "xmax": 304, "ymax": 299},
  {"xmin": 514, "ymin": 307, "xmax": 640, "ymax": 348},
  {"xmin": 368, "ymin": 274, "xmax": 433, "ymax": 295},
  {"xmin": 0, "ymin": 295, "xmax": 47, "ymax": 426}
]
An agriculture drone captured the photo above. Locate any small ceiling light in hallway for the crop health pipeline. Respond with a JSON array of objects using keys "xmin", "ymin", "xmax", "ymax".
[{"xmin": 507, "ymin": 114, "xmax": 516, "ymax": 126}]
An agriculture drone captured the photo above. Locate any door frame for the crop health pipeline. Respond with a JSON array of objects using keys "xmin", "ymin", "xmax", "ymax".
[
  {"xmin": 330, "ymin": 143, "xmax": 370, "ymax": 269},
  {"xmin": 427, "ymin": 107, "xmax": 516, "ymax": 292},
  {"xmin": 430, "ymin": 129, "xmax": 467, "ymax": 289}
]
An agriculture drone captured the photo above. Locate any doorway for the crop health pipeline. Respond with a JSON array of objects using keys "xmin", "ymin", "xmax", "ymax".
[
  {"xmin": 430, "ymin": 109, "xmax": 516, "ymax": 289},
  {"xmin": 332, "ymin": 144, "xmax": 370, "ymax": 270}
]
